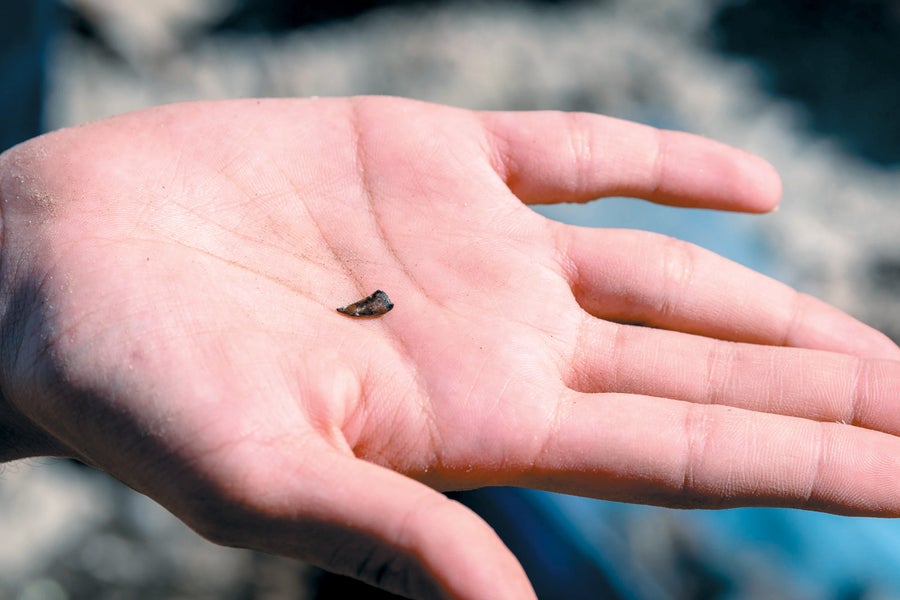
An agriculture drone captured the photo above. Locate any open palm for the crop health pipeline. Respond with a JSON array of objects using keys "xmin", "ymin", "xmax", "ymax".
[{"xmin": 2, "ymin": 97, "xmax": 898, "ymax": 599}]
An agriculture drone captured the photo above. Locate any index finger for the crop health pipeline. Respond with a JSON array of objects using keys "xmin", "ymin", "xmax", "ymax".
[{"xmin": 482, "ymin": 111, "xmax": 782, "ymax": 212}]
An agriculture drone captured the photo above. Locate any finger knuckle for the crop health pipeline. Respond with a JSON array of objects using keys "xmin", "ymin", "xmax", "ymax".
[{"xmin": 657, "ymin": 235, "xmax": 698, "ymax": 318}]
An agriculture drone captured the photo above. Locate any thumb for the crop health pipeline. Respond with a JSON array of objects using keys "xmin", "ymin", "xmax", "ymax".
[
  {"xmin": 301, "ymin": 452, "xmax": 536, "ymax": 599},
  {"xmin": 188, "ymin": 445, "xmax": 536, "ymax": 600}
]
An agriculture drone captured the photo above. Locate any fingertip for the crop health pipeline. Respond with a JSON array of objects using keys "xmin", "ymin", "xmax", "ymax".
[
  {"xmin": 657, "ymin": 134, "xmax": 783, "ymax": 213},
  {"xmin": 416, "ymin": 495, "xmax": 539, "ymax": 600},
  {"xmin": 751, "ymin": 154, "xmax": 783, "ymax": 213},
  {"xmin": 786, "ymin": 293, "xmax": 900, "ymax": 360},
  {"xmin": 849, "ymin": 329, "xmax": 900, "ymax": 361}
]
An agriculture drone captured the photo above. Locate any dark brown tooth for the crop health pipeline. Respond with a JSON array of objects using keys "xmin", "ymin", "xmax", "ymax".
[{"xmin": 336, "ymin": 290, "xmax": 394, "ymax": 317}]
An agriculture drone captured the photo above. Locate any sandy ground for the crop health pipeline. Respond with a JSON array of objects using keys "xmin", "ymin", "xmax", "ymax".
[{"xmin": 3, "ymin": 0, "xmax": 899, "ymax": 598}]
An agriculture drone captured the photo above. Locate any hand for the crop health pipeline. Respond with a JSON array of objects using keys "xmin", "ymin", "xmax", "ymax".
[{"xmin": 1, "ymin": 97, "xmax": 897, "ymax": 599}]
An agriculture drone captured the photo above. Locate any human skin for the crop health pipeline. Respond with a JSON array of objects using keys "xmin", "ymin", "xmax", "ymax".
[{"xmin": 0, "ymin": 96, "xmax": 898, "ymax": 599}]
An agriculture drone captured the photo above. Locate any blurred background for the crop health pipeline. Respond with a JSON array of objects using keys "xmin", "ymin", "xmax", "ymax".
[{"xmin": 2, "ymin": 0, "xmax": 899, "ymax": 598}]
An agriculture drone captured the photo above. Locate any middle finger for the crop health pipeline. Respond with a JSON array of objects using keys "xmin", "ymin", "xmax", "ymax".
[{"xmin": 568, "ymin": 318, "xmax": 900, "ymax": 436}]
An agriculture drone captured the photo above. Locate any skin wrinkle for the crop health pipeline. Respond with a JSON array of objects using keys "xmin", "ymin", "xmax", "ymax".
[
  {"xmin": 345, "ymin": 101, "xmax": 452, "ymax": 476},
  {"xmin": 805, "ymin": 421, "xmax": 830, "ymax": 505},
  {"xmin": 533, "ymin": 387, "xmax": 566, "ymax": 475},
  {"xmin": 563, "ymin": 113, "xmax": 593, "ymax": 198},
  {"xmin": 350, "ymin": 103, "xmax": 444, "ymax": 311},
  {"xmin": 357, "ymin": 382, "xmax": 414, "ymax": 467},
  {"xmin": 658, "ymin": 235, "xmax": 697, "ymax": 322},
  {"xmin": 13, "ymin": 261, "xmax": 73, "ymax": 377},
  {"xmin": 355, "ymin": 326, "xmax": 439, "ymax": 478},
  {"xmin": 286, "ymin": 180, "xmax": 356, "ymax": 295},
  {"xmin": 844, "ymin": 356, "xmax": 867, "ymax": 427},
  {"xmin": 488, "ymin": 374, "xmax": 521, "ymax": 474},
  {"xmin": 552, "ymin": 225, "xmax": 594, "ymax": 388},
  {"xmin": 341, "ymin": 490, "xmax": 413, "ymax": 585},
  {"xmin": 567, "ymin": 312, "xmax": 613, "ymax": 393},
  {"xmin": 260, "ymin": 137, "xmax": 318, "ymax": 248},
  {"xmin": 0, "ymin": 251, "xmax": 73, "ymax": 458},
  {"xmin": 160, "ymin": 148, "xmax": 338, "ymax": 292},
  {"xmin": 349, "ymin": 305, "xmax": 440, "ymax": 471},
  {"xmin": 339, "ymin": 357, "xmax": 374, "ymax": 451},
  {"xmin": 204, "ymin": 214, "xmax": 310, "ymax": 274},
  {"xmin": 364, "ymin": 490, "xmax": 445, "ymax": 594},
  {"xmin": 649, "ymin": 126, "xmax": 669, "ymax": 200},
  {"xmin": 167, "ymin": 236, "xmax": 314, "ymax": 300},
  {"xmin": 343, "ymin": 297, "xmax": 437, "ymax": 475},
  {"xmin": 607, "ymin": 322, "xmax": 628, "ymax": 393},
  {"xmin": 779, "ymin": 288, "xmax": 807, "ymax": 347},
  {"xmin": 760, "ymin": 351, "xmax": 781, "ymax": 417},
  {"xmin": 212, "ymin": 130, "xmax": 262, "ymax": 180},
  {"xmin": 565, "ymin": 315, "xmax": 591, "ymax": 392},
  {"xmin": 554, "ymin": 228, "xmax": 612, "ymax": 332},
  {"xmin": 553, "ymin": 222, "xmax": 580, "ymax": 290},
  {"xmin": 247, "ymin": 107, "xmax": 364, "ymax": 304},
  {"xmin": 680, "ymin": 401, "xmax": 711, "ymax": 498},
  {"xmin": 479, "ymin": 113, "xmax": 518, "ymax": 198},
  {"xmin": 704, "ymin": 339, "xmax": 735, "ymax": 407},
  {"xmin": 165, "ymin": 136, "xmax": 193, "ymax": 218}
]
